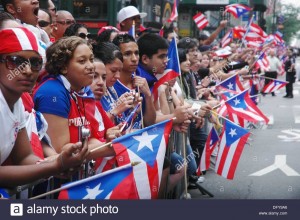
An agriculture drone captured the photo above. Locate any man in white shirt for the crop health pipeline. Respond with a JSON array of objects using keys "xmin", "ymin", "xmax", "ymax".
[{"xmin": 265, "ymin": 49, "xmax": 282, "ymax": 96}]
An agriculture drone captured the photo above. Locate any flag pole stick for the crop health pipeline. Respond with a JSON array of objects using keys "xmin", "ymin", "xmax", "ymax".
[
  {"xmin": 90, "ymin": 142, "xmax": 112, "ymax": 153},
  {"xmin": 258, "ymin": 74, "xmax": 289, "ymax": 83},
  {"xmin": 29, "ymin": 163, "xmax": 139, "ymax": 200},
  {"xmin": 181, "ymin": 133, "xmax": 189, "ymax": 199}
]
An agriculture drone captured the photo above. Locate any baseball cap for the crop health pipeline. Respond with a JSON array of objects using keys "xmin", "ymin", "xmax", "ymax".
[
  {"xmin": 117, "ymin": 6, "xmax": 147, "ymax": 23},
  {"xmin": 0, "ymin": 27, "xmax": 40, "ymax": 55}
]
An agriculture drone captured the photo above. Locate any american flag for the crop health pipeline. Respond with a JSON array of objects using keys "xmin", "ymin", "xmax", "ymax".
[
  {"xmin": 221, "ymin": 30, "xmax": 233, "ymax": 48},
  {"xmin": 153, "ymin": 37, "xmax": 180, "ymax": 101},
  {"xmin": 224, "ymin": 4, "xmax": 251, "ymax": 18},
  {"xmin": 262, "ymin": 79, "xmax": 288, "ymax": 93},
  {"xmin": 193, "ymin": 12, "xmax": 208, "ymax": 30},
  {"xmin": 198, "ymin": 126, "xmax": 220, "ymax": 173},
  {"xmin": 215, "ymin": 119, "xmax": 250, "ymax": 179},
  {"xmin": 225, "ymin": 90, "xmax": 269, "ymax": 124},
  {"xmin": 112, "ymin": 119, "xmax": 173, "ymax": 199},
  {"xmin": 58, "ymin": 164, "xmax": 138, "ymax": 199}
]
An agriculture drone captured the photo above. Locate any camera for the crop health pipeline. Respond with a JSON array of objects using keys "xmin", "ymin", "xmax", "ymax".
[{"xmin": 79, "ymin": 126, "xmax": 90, "ymax": 143}]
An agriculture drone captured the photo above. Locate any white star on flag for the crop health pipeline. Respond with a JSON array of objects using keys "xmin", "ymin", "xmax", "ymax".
[
  {"xmin": 227, "ymin": 82, "xmax": 234, "ymax": 90},
  {"xmin": 83, "ymin": 183, "xmax": 104, "ymax": 199},
  {"xmin": 233, "ymin": 98, "xmax": 240, "ymax": 106},
  {"xmin": 229, "ymin": 128, "xmax": 237, "ymax": 137},
  {"xmin": 133, "ymin": 131, "xmax": 158, "ymax": 152}
]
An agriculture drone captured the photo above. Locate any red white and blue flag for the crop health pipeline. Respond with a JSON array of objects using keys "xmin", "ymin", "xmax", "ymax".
[
  {"xmin": 224, "ymin": 4, "xmax": 251, "ymax": 18},
  {"xmin": 225, "ymin": 90, "xmax": 269, "ymax": 124},
  {"xmin": 193, "ymin": 12, "xmax": 209, "ymax": 30},
  {"xmin": 215, "ymin": 120, "xmax": 250, "ymax": 179},
  {"xmin": 198, "ymin": 126, "xmax": 220, "ymax": 173},
  {"xmin": 153, "ymin": 37, "xmax": 180, "ymax": 100},
  {"xmin": 128, "ymin": 23, "xmax": 135, "ymax": 39},
  {"xmin": 221, "ymin": 30, "xmax": 233, "ymax": 48},
  {"xmin": 58, "ymin": 164, "xmax": 138, "ymax": 199},
  {"xmin": 112, "ymin": 119, "xmax": 173, "ymax": 199},
  {"xmin": 262, "ymin": 79, "xmax": 288, "ymax": 93},
  {"xmin": 121, "ymin": 103, "xmax": 141, "ymax": 132},
  {"xmin": 233, "ymin": 26, "xmax": 246, "ymax": 39},
  {"xmin": 255, "ymin": 52, "xmax": 270, "ymax": 71},
  {"xmin": 167, "ymin": 0, "xmax": 178, "ymax": 22},
  {"xmin": 216, "ymin": 74, "xmax": 244, "ymax": 93}
]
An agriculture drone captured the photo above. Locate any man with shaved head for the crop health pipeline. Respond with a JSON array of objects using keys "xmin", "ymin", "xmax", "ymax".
[{"xmin": 52, "ymin": 10, "xmax": 75, "ymax": 41}]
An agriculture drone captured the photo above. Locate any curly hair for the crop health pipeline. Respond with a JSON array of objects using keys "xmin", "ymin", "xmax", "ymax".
[{"xmin": 45, "ymin": 36, "xmax": 93, "ymax": 75}]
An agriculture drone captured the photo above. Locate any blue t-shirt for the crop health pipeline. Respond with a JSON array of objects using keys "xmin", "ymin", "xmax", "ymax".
[{"xmin": 34, "ymin": 77, "xmax": 71, "ymax": 118}]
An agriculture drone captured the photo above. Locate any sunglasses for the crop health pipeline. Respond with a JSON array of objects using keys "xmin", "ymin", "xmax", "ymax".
[
  {"xmin": 0, "ymin": 55, "xmax": 43, "ymax": 71},
  {"xmin": 38, "ymin": 20, "xmax": 51, "ymax": 27},
  {"xmin": 78, "ymin": 32, "xmax": 91, "ymax": 39},
  {"xmin": 56, "ymin": 20, "xmax": 76, "ymax": 25}
]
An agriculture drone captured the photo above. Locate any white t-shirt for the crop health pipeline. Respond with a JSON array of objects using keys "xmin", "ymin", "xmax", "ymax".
[{"xmin": 0, "ymin": 90, "xmax": 26, "ymax": 165}]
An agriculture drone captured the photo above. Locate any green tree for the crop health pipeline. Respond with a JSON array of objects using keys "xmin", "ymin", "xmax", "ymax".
[{"xmin": 266, "ymin": 3, "xmax": 300, "ymax": 44}]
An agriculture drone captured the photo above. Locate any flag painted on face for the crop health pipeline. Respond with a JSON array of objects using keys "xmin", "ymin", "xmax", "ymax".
[
  {"xmin": 112, "ymin": 119, "xmax": 173, "ymax": 199},
  {"xmin": 215, "ymin": 120, "xmax": 250, "ymax": 179},
  {"xmin": 193, "ymin": 12, "xmax": 209, "ymax": 30},
  {"xmin": 198, "ymin": 126, "xmax": 220, "ymax": 173},
  {"xmin": 262, "ymin": 79, "xmax": 288, "ymax": 93},
  {"xmin": 153, "ymin": 37, "xmax": 180, "ymax": 101},
  {"xmin": 224, "ymin": 4, "xmax": 251, "ymax": 18},
  {"xmin": 58, "ymin": 164, "xmax": 138, "ymax": 199},
  {"xmin": 225, "ymin": 90, "xmax": 269, "ymax": 124}
]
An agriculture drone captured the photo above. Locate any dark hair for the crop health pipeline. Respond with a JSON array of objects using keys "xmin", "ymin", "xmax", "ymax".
[
  {"xmin": 39, "ymin": 8, "xmax": 52, "ymax": 24},
  {"xmin": 96, "ymin": 29, "xmax": 118, "ymax": 44},
  {"xmin": 63, "ymin": 23, "xmax": 87, "ymax": 37},
  {"xmin": 0, "ymin": 11, "xmax": 15, "ymax": 28},
  {"xmin": 45, "ymin": 36, "xmax": 93, "ymax": 75},
  {"xmin": 93, "ymin": 42, "xmax": 123, "ymax": 65},
  {"xmin": 137, "ymin": 33, "xmax": 168, "ymax": 61},
  {"xmin": 198, "ymin": 34, "xmax": 208, "ymax": 41},
  {"xmin": 177, "ymin": 37, "xmax": 198, "ymax": 50},
  {"xmin": 178, "ymin": 48, "xmax": 188, "ymax": 64},
  {"xmin": 112, "ymin": 34, "xmax": 135, "ymax": 47},
  {"xmin": 0, "ymin": 0, "xmax": 12, "ymax": 12}
]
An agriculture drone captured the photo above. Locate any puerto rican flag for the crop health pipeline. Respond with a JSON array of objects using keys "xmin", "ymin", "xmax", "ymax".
[
  {"xmin": 221, "ymin": 30, "xmax": 233, "ymax": 48},
  {"xmin": 216, "ymin": 74, "xmax": 244, "ymax": 93},
  {"xmin": 274, "ymin": 31, "xmax": 284, "ymax": 44},
  {"xmin": 112, "ymin": 119, "xmax": 173, "ymax": 199},
  {"xmin": 193, "ymin": 12, "xmax": 209, "ymax": 30},
  {"xmin": 214, "ymin": 46, "xmax": 232, "ymax": 57},
  {"xmin": 233, "ymin": 26, "xmax": 246, "ymax": 39},
  {"xmin": 58, "ymin": 164, "xmax": 138, "ymax": 199},
  {"xmin": 128, "ymin": 22, "xmax": 135, "ymax": 39},
  {"xmin": 224, "ymin": 4, "xmax": 251, "ymax": 18},
  {"xmin": 225, "ymin": 90, "xmax": 269, "ymax": 124},
  {"xmin": 121, "ymin": 103, "xmax": 141, "ymax": 132},
  {"xmin": 153, "ymin": 37, "xmax": 180, "ymax": 101},
  {"xmin": 262, "ymin": 79, "xmax": 288, "ymax": 93},
  {"xmin": 256, "ymin": 52, "xmax": 270, "ymax": 71},
  {"xmin": 215, "ymin": 120, "xmax": 250, "ymax": 179},
  {"xmin": 250, "ymin": 23, "xmax": 268, "ymax": 38},
  {"xmin": 167, "ymin": 0, "xmax": 178, "ymax": 22},
  {"xmin": 198, "ymin": 126, "xmax": 220, "ymax": 173}
]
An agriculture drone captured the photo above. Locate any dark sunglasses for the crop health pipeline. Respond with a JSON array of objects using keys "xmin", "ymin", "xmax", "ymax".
[
  {"xmin": 38, "ymin": 20, "xmax": 51, "ymax": 27},
  {"xmin": 0, "ymin": 55, "xmax": 43, "ymax": 71},
  {"xmin": 56, "ymin": 20, "xmax": 76, "ymax": 25},
  {"xmin": 78, "ymin": 32, "xmax": 91, "ymax": 39}
]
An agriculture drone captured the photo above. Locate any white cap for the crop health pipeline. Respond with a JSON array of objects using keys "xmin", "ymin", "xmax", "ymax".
[{"xmin": 117, "ymin": 6, "xmax": 147, "ymax": 23}]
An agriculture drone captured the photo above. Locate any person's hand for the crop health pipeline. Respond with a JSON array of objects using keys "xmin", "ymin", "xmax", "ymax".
[
  {"xmin": 173, "ymin": 105, "xmax": 189, "ymax": 124},
  {"xmin": 219, "ymin": 20, "xmax": 228, "ymax": 29},
  {"xmin": 56, "ymin": 141, "xmax": 89, "ymax": 172},
  {"xmin": 106, "ymin": 124, "xmax": 123, "ymax": 141},
  {"xmin": 133, "ymin": 76, "xmax": 151, "ymax": 97},
  {"xmin": 198, "ymin": 104, "xmax": 212, "ymax": 118},
  {"xmin": 173, "ymin": 120, "xmax": 191, "ymax": 133},
  {"xmin": 113, "ymin": 92, "xmax": 135, "ymax": 114}
]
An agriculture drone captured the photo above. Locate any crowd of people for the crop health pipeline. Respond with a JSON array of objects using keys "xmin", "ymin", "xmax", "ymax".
[{"xmin": 0, "ymin": 0, "xmax": 296, "ymax": 199}]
